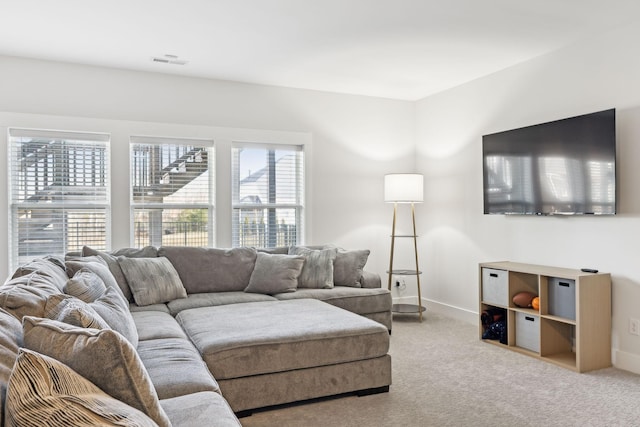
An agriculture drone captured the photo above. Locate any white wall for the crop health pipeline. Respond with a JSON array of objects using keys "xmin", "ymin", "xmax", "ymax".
[
  {"xmin": 0, "ymin": 55, "xmax": 416, "ymax": 282},
  {"xmin": 415, "ymin": 22, "xmax": 640, "ymax": 372}
]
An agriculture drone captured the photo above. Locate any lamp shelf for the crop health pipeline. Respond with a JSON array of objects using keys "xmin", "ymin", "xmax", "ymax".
[
  {"xmin": 387, "ymin": 269, "xmax": 422, "ymax": 275},
  {"xmin": 392, "ymin": 303, "xmax": 426, "ymax": 314}
]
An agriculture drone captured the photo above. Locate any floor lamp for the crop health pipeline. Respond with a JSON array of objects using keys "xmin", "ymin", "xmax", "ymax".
[{"xmin": 384, "ymin": 173, "xmax": 425, "ymax": 321}]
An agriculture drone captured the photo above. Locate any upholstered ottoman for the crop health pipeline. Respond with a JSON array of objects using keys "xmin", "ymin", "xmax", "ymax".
[{"xmin": 176, "ymin": 299, "xmax": 391, "ymax": 414}]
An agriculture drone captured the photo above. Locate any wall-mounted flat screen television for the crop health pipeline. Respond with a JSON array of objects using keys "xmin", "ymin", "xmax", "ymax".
[{"xmin": 483, "ymin": 109, "xmax": 616, "ymax": 215}]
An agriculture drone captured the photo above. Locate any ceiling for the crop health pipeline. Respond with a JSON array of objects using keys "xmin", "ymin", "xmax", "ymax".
[{"xmin": 2, "ymin": 0, "xmax": 639, "ymax": 100}]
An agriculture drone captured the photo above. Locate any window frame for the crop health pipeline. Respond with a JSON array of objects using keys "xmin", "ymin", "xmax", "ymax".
[
  {"xmin": 129, "ymin": 135, "xmax": 215, "ymax": 248},
  {"xmin": 231, "ymin": 141, "xmax": 305, "ymax": 248},
  {"xmin": 8, "ymin": 127, "xmax": 111, "ymax": 269}
]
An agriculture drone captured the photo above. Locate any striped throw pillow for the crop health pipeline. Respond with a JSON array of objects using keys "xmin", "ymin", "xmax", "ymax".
[
  {"xmin": 64, "ymin": 268, "xmax": 107, "ymax": 302},
  {"xmin": 6, "ymin": 348, "xmax": 159, "ymax": 427}
]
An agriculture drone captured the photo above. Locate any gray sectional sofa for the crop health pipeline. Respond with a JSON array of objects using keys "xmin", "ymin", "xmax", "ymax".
[{"xmin": 0, "ymin": 245, "xmax": 392, "ymax": 426}]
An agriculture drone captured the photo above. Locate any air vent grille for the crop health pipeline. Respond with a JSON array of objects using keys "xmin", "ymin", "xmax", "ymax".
[{"xmin": 151, "ymin": 56, "xmax": 188, "ymax": 66}]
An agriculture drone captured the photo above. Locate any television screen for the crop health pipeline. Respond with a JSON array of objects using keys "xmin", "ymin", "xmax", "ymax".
[{"xmin": 483, "ymin": 109, "xmax": 616, "ymax": 215}]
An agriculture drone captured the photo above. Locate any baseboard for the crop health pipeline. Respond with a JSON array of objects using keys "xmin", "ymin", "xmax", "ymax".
[
  {"xmin": 392, "ymin": 297, "xmax": 477, "ymax": 325},
  {"xmin": 613, "ymin": 349, "xmax": 640, "ymax": 375}
]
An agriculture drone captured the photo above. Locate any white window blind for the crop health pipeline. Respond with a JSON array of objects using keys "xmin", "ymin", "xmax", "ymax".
[
  {"xmin": 8, "ymin": 128, "xmax": 110, "ymax": 269},
  {"xmin": 231, "ymin": 143, "xmax": 304, "ymax": 248},
  {"xmin": 130, "ymin": 136, "xmax": 214, "ymax": 248}
]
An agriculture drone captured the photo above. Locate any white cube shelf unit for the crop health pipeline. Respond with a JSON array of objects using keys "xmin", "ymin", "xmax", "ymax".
[{"xmin": 479, "ymin": 261, "xmax": 611, "ymax": 373}]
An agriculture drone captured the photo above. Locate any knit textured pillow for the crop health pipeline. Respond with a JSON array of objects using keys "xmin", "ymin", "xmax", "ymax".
[
  {"xmin": 63, "ymin": 268, "xmax": 107, "ymax": 302},
  {"xmin": 6, "ymin": 348, "xmax": 159, "ymax": 427},
  {"xmin": 44, "ymin": 294, "xmax": 110, "ymax": 330}
]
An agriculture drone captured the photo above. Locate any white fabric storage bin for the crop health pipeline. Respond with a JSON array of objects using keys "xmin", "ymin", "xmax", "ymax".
[
  {"xmin": 548, "ymin": 277, "xmax": 576, "ymax": 320},
  {"xmin": 515, "ymin": 312, "xmax": 540, "ymax": 353},
  {"xmin": 481, "ymin": 268, "xmax": 508, "ymax": 306}
]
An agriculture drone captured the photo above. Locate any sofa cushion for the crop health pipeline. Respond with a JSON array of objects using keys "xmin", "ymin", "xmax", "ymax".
[
  {"xmin": 166, "ymin": 292, "xmax": 277, "ymax": 316},
  {"xmin": 89, "ymin": 286, "xmax": 139, "ymax": 347},
  {"xmin": 0, "ymin": 308, "xmax": 22, "ymax": 427},
  {"xmin": 22, "ymin": 317, "xmax": 170, "ymax": 427},
  {"xmin": 44, "ymin": 294, "xmax": 111, "ymax": 329},
  {"xmin": 177, "ymin": 299, "xmax": 390, "ymax": 380},
  {"xmin": 158, "ymin": 246, "xmax": 257, "ymax": 293},
  {"xmin": 129, "ymin": 302, "xmax": 171, "ymax": 314},
  {"xmin": 137, "ymin": 337, "xmax": 220, "ymax": 400},
  {"xmin": 10, "ymin": 256, "xmax": 69, "ymax": 291},
  {"xmin": 6, "ymin": 348, "xmax": 159, "ymax": 427},
  {"xmin": 112, "ymin": 246, "xmax": 159, "ymax": 258},
  {"xmin": 333, "ymin": 248, "xmax": 370, "ymax": 287},
  {"xmin": 0, "ymin": 272, "xmax": 63, "ymax": 320},
  {"xmin": 63, "ymin": 268, "xmax": 107, "ymax": 302},
  {"xmin": 288, "ymin": 246, "xmax": 338, "ymax": 289},
  {"xmin": 273, "ymin": 286, "xmax": 392, "ymax": 315},
  {"xmin": 245, "ymin": 252, "xmax": 305, "ymax": 295},
  {"xmin": 131, "ymin": 311, "xmax": 188, "ymax": 341},
  {"xmin": 118, "ymin": 256, "xmax": 187, "ymax": 306},
  {"xmin": 161, "ymin": 391, "xmax": 241, "ymax": 427}
]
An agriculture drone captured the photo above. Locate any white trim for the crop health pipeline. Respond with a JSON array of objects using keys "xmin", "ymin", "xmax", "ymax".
[{"xmin": 613, "ymin": 349, "xmax": 640, "ymax": 375}]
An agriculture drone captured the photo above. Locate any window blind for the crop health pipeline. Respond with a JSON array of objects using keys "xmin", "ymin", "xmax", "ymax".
[
  {"xmin": 231, "ymin": 143, "xmax": 304, "ymax": 248},
  {"xmin": 130, "ymin": 136, "xmax": 214, "ymax": 248},
  {"xmin": 8, "ymin": 128, "xmax": 110, "ymax": 269}
]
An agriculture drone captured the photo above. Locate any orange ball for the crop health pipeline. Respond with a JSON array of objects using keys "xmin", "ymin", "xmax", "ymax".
[{"xmin": 531, "ymin": 297, "xmax": 540, "ymax": 311}]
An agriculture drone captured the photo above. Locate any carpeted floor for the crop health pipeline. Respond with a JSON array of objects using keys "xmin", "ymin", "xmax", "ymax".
[{"xmin": 240, "ymin": 312, "xmax": 640, "ymax": 427}]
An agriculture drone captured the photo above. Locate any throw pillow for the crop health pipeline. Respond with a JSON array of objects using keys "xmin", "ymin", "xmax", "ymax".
[
  {"xmin": 44, "ymin": 294, "xmax": 110, "ymax": 330},
  {"xmin": 117, "ymin": 256, "xmax": 187, "ymax": 306},
  {"xmin": 6, "ymin": 348, "xmax": 160, "ymax": 427},
  {"xmin": 90, "ymin": 286, "xmax": 139, "ymax": 347},
  {"xmin": 65, "ymin": 257, "xmax": 127, "ymax": 301},
  {"xmin": 245, "ymin": 253, "xmax": 305, "ymax": 295},
  {"xmin": 22, "ymin": 317, "xmax": 170, "ymax": 427},
  {"xmin": 333, "ymin": 248, "xmax": 370, "ymax": 287},
  {"xmin": 63, "ymin": 268, "xmax": 107, "ymax": 302},
  {"xmin": 0, "ymin": 308, "xmax": 22, "ymax": 427},
  {"xmin": 288, "ymin": 246, "xmax": 338, "ymax": 289},
  {"xmin": 82, "ymin": 246, "xmax": 134, "ymax": 301}
]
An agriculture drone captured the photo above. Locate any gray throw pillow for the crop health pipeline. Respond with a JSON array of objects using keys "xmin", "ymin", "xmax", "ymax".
[
  {"xmin": 288, "ymin": 246, "xmax": 338, "ymax": 289},
  {"xmin": 65, "ymin": 257, "xmax": 127, "ymax": 301},
  {"xmin": 63, "ymin": 268, "xmax": 107, "ymax": 302},
  {"xmin": 0, "ymin": 308, "xmax": 22, "ymax": 426},
  {"xmin": 6, "ymin": 348, "xmax": 160, "ymax": 427},
  {"xmin": 23, "ymin": 317, "xmax": 170, "ymax": 427},
  {"xmin": 333, "ymin": 248, "xmax": 370, "ymax": 287},
  {"xmin": 117, "ymin": 257, "xmax": 187, "ymax": 306},
  {"xmin": 44, "ymin": 294, "xmax": 110, "ymax": 330},
  {"xmin": 89, "ymin": 286, "xmax": 139, "ymax": 348},
  {"xmin": 245, "ymin": 253, "xmax": 305, "ymax": 295},
  {"xmin": 82, "ymin": 246, "xmax": 134, "ymax": 301}
]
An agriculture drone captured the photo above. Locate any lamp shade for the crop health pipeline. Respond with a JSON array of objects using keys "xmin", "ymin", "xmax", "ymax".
[{"xmin": 384, "ymin": 173, "xmax": 423, "ymax": 203}]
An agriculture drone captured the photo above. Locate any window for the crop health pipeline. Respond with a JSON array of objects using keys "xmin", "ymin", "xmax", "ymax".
[
  {"xmin": 232, "ymin": 143, "xmax": 304, "ymax": 248},
  {"xmin": 130, "ymin": 137, "xmax": 213, "ymax": 247},
  {"xmin": 8, "ymin": 128, "xmax": 110, "ymax": 269}
]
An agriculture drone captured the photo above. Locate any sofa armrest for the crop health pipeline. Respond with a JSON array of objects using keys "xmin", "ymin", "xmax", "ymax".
[{"xmin": 360, "ymin": 271, "xmax": 382, "ymax": 289}]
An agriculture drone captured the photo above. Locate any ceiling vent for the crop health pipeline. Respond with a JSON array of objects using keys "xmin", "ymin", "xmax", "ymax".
[{"xmin": 151, "ymin": 54, "xmax": 188, "ymax": 66}]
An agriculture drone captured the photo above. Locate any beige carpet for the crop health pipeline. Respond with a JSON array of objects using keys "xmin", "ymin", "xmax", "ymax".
[{"xmin": 240, "ymin": 312, "xmax": 640, "ymax": 427}]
